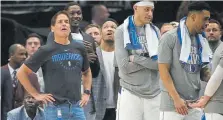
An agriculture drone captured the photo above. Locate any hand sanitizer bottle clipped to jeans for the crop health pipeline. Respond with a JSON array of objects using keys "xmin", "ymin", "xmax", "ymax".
[{"xmin": 57, "ymin": 108, "xmax": 62, "ymax": 120}]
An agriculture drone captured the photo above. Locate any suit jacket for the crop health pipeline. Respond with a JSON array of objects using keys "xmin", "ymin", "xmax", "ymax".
[
  {"xmin": 1, "ymin": 67, "xmax": 13, "ymax": 120},
  {"xmin": 1, "ymin": 65, "xmax": 40, "ymax": 110},
  {"xmin": 7, "ymin": 106, "xmax": 44, "ymax": 120},
  {"xmin": 80, "ymin": 30, "xmax": 100, "ymax": 78},
  {"xmin": 92, "ymin": 47, "xmax": 120, "ymax": 120}
]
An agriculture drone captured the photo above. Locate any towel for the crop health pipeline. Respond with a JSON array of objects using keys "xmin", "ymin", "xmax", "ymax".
[
  {"xmin": 123, "ymin": 15, "xmax": 159, "ymax": 60},
  {"xmin": 178, "ymin": 17, "xmax": 211, "ymax": 64}
]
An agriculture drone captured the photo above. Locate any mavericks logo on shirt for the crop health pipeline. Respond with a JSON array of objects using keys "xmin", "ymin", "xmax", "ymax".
[
  {"xmin": 181, "ymin": 45, "xmax": 201, "ymax": 73},
  {"xmin": 52, "ymin": 52, "xmax": 83, "ymax": 70}
]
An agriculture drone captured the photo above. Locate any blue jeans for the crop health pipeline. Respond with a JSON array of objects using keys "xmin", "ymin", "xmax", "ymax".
[{"xmin": 44, "ymin": 101, "xmax": 86, "ymax": 120}]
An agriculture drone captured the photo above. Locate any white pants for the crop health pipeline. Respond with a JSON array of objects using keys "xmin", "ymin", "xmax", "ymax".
[
  {"xmin": 116, "ymin": 92, "xmax": 121, "ymax": 120},
  {"xmin": 116, "ymin": 88, "xmax": 160, "ymax": 120},
  {"xmin": 160, "ymin": 108, "xmax": 202, "ymax": 120},
  {"xmin": 205, "ymin": 113, "xmax": 223, "ymax": 120}
]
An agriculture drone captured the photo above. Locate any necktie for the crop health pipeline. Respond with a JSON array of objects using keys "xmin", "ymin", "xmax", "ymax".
[{"xmin": 12, "ymin": 70, "xmax": 18, "ymax": 88}]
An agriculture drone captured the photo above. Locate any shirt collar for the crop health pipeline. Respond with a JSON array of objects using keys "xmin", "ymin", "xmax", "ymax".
[
  {"xmin": 24, "ymin": 107, "xmax": 42, "ymax": 120},
  {"xmin": 24, "ymin": 108, "xmax": 29, "ymax": 119},
  {"xmin": 8, "ymin": 64, "xmax": 18, "ymax": 77}
]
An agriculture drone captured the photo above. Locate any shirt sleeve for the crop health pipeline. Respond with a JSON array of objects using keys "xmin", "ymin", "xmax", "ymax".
[
  {"xmin": 158, "ymin": 33, "xmax": 175, "ymax": 64},
  {"xmin": 46, "ymin": 32, "xmax": 54, "ymax": 45},
  {"xmin": 24, "ymin": 46, "xmax": 48, "ymax": 73},
  {"xmin": 81, "ymin": 46, "xmax": 90, "ymax": 72}
]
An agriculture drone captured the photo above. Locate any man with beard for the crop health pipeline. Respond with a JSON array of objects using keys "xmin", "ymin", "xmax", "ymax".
[
  {"xmin": 7, "ymin": 93, "xmax": 44, "ymax": 120},
  {"xmin": 85, "ymin": 24, "xmax": 102, "ymax": 46},
  {"xmin": 158, "ymin": 2, "xmax": 211, "ymax": 120},
  {"xmin": 200, "ymin": 19, "xmax": 222, "ymax": 93},
  {"xmin": 94, "ymin": 18, "xmax": 119, "ymax": 120},
  {"xmin": 1, "ymin": 44, "xmax": 39, "ymax": 120},
  {"xmin": 205, "ymin": 19, "xmax": 222, "ymax": 54}
]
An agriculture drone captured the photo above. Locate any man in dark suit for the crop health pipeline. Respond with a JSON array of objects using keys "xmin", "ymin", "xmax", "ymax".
[
  {"xmin": 1, "ymin": 44, "xmax": 39, "ymax": 120},
  {"xmin": 1, "ymin": 68, "xmax": 13, "ymax": 120}
]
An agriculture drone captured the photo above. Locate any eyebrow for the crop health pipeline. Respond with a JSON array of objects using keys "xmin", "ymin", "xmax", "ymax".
[{"xmin": 58, "ymin": 19, "xmax": 69, "ymax": 21}]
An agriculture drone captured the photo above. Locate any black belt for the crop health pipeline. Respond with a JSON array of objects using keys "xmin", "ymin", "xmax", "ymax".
[
  {"xmin": 52, "ymin": 96, "xmax": 79, "ymax": 106},
  {"xmin": 53, "ymin": 100, "xmax": 79, "ymax": 106}
]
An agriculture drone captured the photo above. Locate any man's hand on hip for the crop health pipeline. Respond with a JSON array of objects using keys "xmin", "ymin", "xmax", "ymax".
[{"xmin": 79, "ymin": 94, "xmax": 90, "ymax": 107}]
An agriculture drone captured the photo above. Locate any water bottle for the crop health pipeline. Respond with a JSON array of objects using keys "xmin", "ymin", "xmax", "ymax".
[
  {"xmin": 201, "ymin": 112, "xmax": 206, "ymax": 120},
  {"xmin": 57, "ymin": 108, "xmax": 62, "ymax": 120}
]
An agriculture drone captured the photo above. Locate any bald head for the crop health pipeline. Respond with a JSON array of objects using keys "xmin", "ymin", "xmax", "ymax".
[
  {"xmin": 8, "ymin": 44, "xmax": 27, "ymax": 68},
  {"xmin": 9, "ymin": 44, "xmax": 24, "ymax": 57}
]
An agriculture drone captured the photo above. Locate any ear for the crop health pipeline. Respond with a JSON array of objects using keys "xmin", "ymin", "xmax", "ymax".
[
  {"xmin": 9, "ymin": 55, "xmax": 13, "ymax": 61},
  {"xmin": 51, "ymin": 26, "xmax": 54, "ymax": 32},
  {"xmin": 133, "ymin": 5, "xmax": 137, "ymax": 11}
]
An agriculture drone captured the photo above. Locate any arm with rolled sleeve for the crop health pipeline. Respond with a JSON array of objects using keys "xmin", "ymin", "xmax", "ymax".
[
  {"xmin": 114, "ymin": 27, "xmax": 146, "ymax": 74},
  {"xmin": 17, "ymin": 46, "xmax": 48, "ymax": 98},
  {"xmin": 204, "ymin": 58, "xmax": 223, "ymax": 97}
]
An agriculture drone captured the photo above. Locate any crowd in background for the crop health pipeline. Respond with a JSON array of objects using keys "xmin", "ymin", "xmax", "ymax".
[{"xmin": 1, "ymin": 1, "xmax": 223, "ymax": 120}]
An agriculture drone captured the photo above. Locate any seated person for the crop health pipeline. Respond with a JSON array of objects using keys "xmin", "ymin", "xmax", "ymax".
[
  {"xmin": 7, "ymin": 93, "xmax": 44, "ymax": 120},
  {"xmin": 7, "ymin": 86, "xmax": 44, "ymax": 120}
]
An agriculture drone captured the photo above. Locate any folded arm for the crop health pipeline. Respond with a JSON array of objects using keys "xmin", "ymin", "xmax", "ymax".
[{"xmin": 114, "ymin": 28, "xmax": 146, "ymax": 74}]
